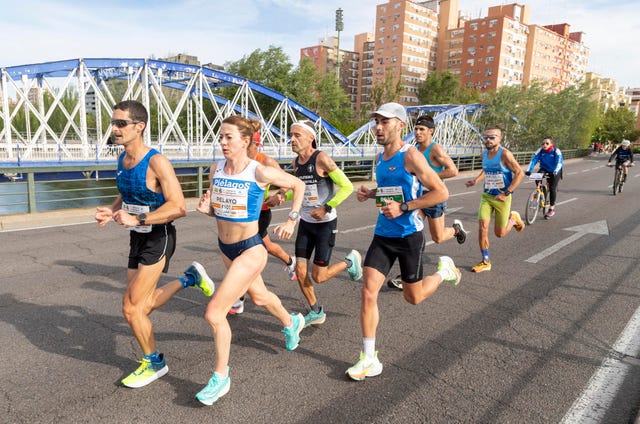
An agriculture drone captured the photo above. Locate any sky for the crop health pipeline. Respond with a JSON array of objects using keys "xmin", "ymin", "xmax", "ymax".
[{"xmin": 1, "ymin": 0, "xmax": 638, "ymax": 88}]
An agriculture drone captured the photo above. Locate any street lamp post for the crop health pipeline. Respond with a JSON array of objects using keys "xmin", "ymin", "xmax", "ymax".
[{"xmin": 335, "ymin": 8, "xmax": 344, "ymax": 81}]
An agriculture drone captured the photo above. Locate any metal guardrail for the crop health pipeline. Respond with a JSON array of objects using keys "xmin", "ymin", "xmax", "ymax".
[{"xmin": 0, "ymin": 149, "xmax": 591, "ymax": 215}]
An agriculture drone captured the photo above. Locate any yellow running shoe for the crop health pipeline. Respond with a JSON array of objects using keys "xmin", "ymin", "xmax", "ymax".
[
  {"xmin": 510, "ymin": 211, "xmax": 525, "ymax": 233},
  {"xmin": 471, "ymin": 260, "xmax": 492, "ymax": 273},
  {"xmin": 121, "ymin": 354, "xmax": 168, "ymax": 388}
]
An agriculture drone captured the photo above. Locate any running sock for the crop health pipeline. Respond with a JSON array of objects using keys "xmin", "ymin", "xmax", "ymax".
[
  {"xmin": 144, "ymin": 351, "xmax": 161, "ymax": 363},
  {"xmin": 179, "ymin": 274, "xmax": 195, "ymax": 289},
  {"xmin": 482, "ymin": 249, "xmax": 489, "ymax": 262},
  {"xmin": 310, "ymin": 302, "xmax": 321, "ymax": 313},
  {"xmin": 345, "ymin": 258, "xmax": 353, "ymax": 268},
  {"xmin": 214, "ymin": 370, "xmax": 228, "ymax": 379},
  {"xmin": 363, "ymin": 338, "xmax": 376, "ymax": 358},
  {"xmin": 286, "ymin": 257, "xmax": 294, "ymax": 266}
]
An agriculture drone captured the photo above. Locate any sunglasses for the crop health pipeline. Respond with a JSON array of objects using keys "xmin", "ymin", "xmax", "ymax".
[
  {"xmin": 483, "ymin": 135, "xmax": 498, "ymax": 140},
  {"xmin": 110, "ymin": 119, "xmax": 141, "ymax": 128}
]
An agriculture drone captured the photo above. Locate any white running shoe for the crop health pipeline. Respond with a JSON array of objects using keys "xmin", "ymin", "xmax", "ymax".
[
  {"xmin": 228, "ymin": 297, "xmax": 245, "ymax": 315},
  {"xmin": 284, "ymin": 256, "xmax": 297, "ymax": 281}
]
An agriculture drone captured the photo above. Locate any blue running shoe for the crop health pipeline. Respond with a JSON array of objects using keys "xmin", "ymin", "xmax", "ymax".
[
  {"xmin": 183, "ymin": 261, "xmax": 215, "ymax": 297},
  {"xmin": 303, "ymin": 307, "xmax": 326, "ymax": 328},
  {"xmin": 282, "ymin": 313, "xmax": 304, "ymax": 350},
  {"xmin": 196, "ymin": 366, "xmax": 230, "ymax": 406}
]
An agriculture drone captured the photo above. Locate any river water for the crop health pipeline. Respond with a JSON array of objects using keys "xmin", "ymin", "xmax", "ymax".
[{"xmin": 0, "ymin": 177, "xmax": 201, "ymax": 215}]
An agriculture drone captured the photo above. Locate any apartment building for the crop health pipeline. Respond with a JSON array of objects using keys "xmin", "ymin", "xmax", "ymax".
[
  {"xmin": 524, "ymin": 23, "xmax": 589, "ymax": 92},
  {"xmin": 460, "ymin": 4, "xmax": 530, "ymax": 91},
  {"xmin": 626, "ymin": 87, "xmax": 640, "ymax": 131},
  {"xmin": 372, "ymin": 0, "xmax": 439, "ymax": 105},
  {"xmin": 354, "ymin": 32, "xmax": 375, "ymax": 117},
  {"xmin": 300, "ymin": 36, "xmax": 361, "ymax": 111},
  {"xmin": 302, "ymin": 1, "xmax": 592, "ymax": 111},
  {"xmin": 437, "ymin": 0, "xmax": 469, "ymax": 78},
  {"xmin": 585, "ymin": 72, "xmax": 631, "ymax": 114}
]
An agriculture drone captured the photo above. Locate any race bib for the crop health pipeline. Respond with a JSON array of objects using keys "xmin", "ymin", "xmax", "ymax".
[
  {"xmin": 303, "ymin": 184, "xmax": 322, "ymax": 207},
  {"xmin": 210, "ymin": 184, "xmax": 250, "ymax": 219},
  {"xmin": 375, "ymin": 186, "xmax": 404, "ymax": 207},
  {"xmin": 121, "ymin": 202, "xmax": 151, "ymax": 233},
  {"xmin": 484, "ymin": 172, "xmax": 505, "ymax": 190}
]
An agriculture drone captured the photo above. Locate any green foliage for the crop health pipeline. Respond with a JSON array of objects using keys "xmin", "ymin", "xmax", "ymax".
[
  {"xmin": 370, "ymin": 68, "xmax": 403, "ymax": 110},
  {"xmin": 417, "ymin": 71, "xmax": 480, "ymax": 105},
  {"xmin": 222, "ymin": 47, "xmax": 355, "ymax": 135},
  {"xmin": 600, "ymin": 107, "xmax": 640, "ymax": 143},
  {"xmin": 478, "ymin": 81, "xmax": 600, "ymax": 150}
]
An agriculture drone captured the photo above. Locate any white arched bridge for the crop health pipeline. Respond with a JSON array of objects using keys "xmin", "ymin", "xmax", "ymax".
[{"xmin": 0, "ymin": 58, "xmax": 486, "ymax": 165}]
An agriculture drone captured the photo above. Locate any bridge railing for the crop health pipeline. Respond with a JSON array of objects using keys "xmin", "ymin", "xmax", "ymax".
[{"xmin": 0, "ymin": 149, "xmax": 591, "ymax": 215}]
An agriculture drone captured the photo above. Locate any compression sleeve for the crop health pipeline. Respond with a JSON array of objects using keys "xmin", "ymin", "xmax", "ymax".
[{"xmin": 326, "ymin": 168, "xmax": 354, "ymax": 208}]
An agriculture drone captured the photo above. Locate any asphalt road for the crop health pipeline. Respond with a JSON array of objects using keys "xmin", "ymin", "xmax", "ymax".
[{"xmin": 1, "ymin": 154, "xmax": 639, "ymax": 423}]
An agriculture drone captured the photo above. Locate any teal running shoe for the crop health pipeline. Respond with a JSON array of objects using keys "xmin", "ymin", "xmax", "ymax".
[
  {"xmin": 184, "ymin": 261, "xmax": 215, "ymax": 296},
  {"xmin": 282, "ymin": 313, "xmax": 304, "ymax": 350},
  {"xmin": 303, "ymin": 307, "xmax": 326, "ymax": 328},
  {"xmin": 121, "ymin": 354, "xmax": 168, "ymax": 388},
  {"xmin": 196, "ymin": 366, "xmax": 230, "ymax": 406},
  {"xmin": 345, "ymin": 250, "xmax": 363, "ymax": 281}
]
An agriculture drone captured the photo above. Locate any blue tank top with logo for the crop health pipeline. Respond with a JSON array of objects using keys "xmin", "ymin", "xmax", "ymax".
[
  {"xmin": 374, "ymin": 144, "xmax": 424, "ymax": 238},
  {"xmin": 116, "ymin": 149, "xmax": 165, "ymax": 212},
  {"xmin": 482, "ymin": 147, "xmax": 512, "ymax": 196}
]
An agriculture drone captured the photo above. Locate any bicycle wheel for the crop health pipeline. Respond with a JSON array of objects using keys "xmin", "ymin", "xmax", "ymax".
[
  {"xmin": 525, "ymin": 189, "xmax": 540, "ymax": 224},
  {"xmin": 613, "ymin": 168, "xmax": 620, "ymax": 195}
]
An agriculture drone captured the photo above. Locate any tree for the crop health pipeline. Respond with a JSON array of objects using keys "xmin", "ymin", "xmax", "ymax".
[
  {"xmin": 478, "ymin": 81, "xmax": 600, "ymax": 150},
  {"xmin": 600, "ymin": 107, "xmax": 640, "ymax": 144},
  {"xmin": 370, "ymin": 68, "xmax": 403, "ymax": 110},
  {"xmin": 417, "ymin": 71, "xmax": 480, "ymax": 105}
]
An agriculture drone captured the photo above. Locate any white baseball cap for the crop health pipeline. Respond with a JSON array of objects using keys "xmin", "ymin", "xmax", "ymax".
[{"xmin": 370, "ymin": 102, "xmax": 407, "ymax": 122}]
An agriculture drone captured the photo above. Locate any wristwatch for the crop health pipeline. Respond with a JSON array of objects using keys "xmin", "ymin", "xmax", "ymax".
[
  {"xmin": 400, "ymin": 202, "xmax": 410, "ymax": 213},
  {"xmin": 137, "ymin": 213, "xmax": 147, "ymax": 225},
  {"xmin": 503, "ymin": 189, "xmax": 512, "ymax": 196},
  {"xmin": 323, "ymin": 204, "xmax": 332, "ymax": 213},
  {"xmin": 288, "ymin": 210, "xmax": 300, "ymax": 221}
]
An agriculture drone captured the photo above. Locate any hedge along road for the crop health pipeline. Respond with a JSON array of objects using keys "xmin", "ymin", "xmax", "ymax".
[{"xmin": 1, "ymin": 154, "xmax": 640, "ymax": 423}]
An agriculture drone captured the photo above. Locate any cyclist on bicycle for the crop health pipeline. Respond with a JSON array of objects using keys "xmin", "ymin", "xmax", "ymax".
[
  {"xmin": 607, "ymin": 140, "xmax": 635, "ymax": 180},
  {"xmin": 525, "ymin": 136, "xmax": 563, "ymax": 219}
]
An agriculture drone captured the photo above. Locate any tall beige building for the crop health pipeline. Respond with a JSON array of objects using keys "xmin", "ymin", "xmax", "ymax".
[
  {"xmin": 372, "ymin": 0, "xmax": 439, "ymax": 105},
  {"xmin": 524, "ymin": 23, "xmax": 589, "ymax": 92},
  {"xmin": 354, "ymin": 32, "xmax": 376, "ymax": 117}
]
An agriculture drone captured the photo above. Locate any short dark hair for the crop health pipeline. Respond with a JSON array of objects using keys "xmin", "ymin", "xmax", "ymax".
[
  {"xmin": 485, "ymin": 125, "xmax": 503, "ymax": 136},
  {"xmin": 114, "ymin": 100, "xmax": 148, "ymax": 133}
]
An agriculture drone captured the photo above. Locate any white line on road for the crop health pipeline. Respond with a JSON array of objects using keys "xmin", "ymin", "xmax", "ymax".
[
  {"xmin": 525, "ymin": 221, "xmax": 608, "ymax": 264},
  {"xmin": 561, "ymin": 305, "xmax": 640, "ymax": 424},
  {"xmin": 556, "ymin": 198, "xmax": 578, "ymax": 206},
  {"xmin": 449, "ymin": 191, "xmax": 477, "ymax": 197}
]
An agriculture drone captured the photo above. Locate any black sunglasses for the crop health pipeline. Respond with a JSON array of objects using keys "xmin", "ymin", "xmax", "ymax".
[
  {"xmin": 483, "ymin": 135, "xmax": 498, "ymax": 140},
  {"xmin": 110, "ymin": 119, "xmax": 141, "ymax": 128}
]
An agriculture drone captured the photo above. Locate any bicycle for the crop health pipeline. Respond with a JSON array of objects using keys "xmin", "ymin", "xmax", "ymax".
[
  {"xmin": 608, "ymin": 161, "xmax": 634, "ymax": 195},
  {"xmin": 524, "ymin": 172, "xmax": 550, "ymax": 225}
]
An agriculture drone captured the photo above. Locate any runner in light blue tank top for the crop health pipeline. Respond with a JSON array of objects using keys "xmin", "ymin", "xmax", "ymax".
[{"xmin": 464, "ymin": 126, "xmax": 525, "ymax": 274}]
